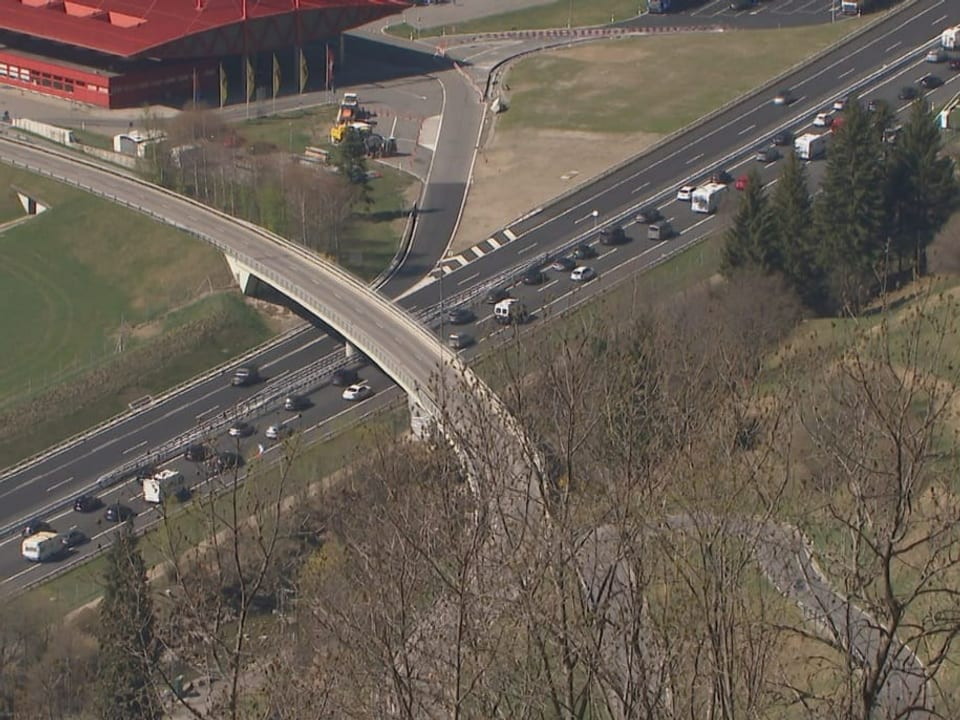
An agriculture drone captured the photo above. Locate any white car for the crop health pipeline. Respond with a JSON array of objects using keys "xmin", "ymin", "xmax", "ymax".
[
  {"xmin": 676, "ymin": 185, "xmax": 696, "ymax": 202},
  {"xmin": 570, "ymin": 266, "xmax": 596, "ymax": 283},
  {"xmin": 265, "ymin": 424, "xmax": 292, "ymax": 440},
  {"xmin": 342, "ymin": 383, "xmax": 372, "ymax": 402},
  {"xmin": 813, "ymin": 111, "xmax": 835, "ymax": 128},
  {"xmin": 925, "ymin": 48, "xmax": 946, "ymax": 63},
  {"xmin": 832, "ymin": 97, "xmax": 847, "ymax": 112}
]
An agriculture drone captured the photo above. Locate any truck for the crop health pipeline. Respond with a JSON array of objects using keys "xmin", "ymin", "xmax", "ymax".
[
  {"xmin": 21, "ymin": 531, "xmax": 64, "ymax": 562},
  {"xmin": 942, "ymin": 26, "xmax": 960, "ymax": 50},
  {"xmin": 794, "ymin": 132, "xmax": 826, "ymax": 161},
  {"xmin": 494, "ymin": 298, "xmax": 528, "ymax": 325},
  {"xmin": 691, "ymin": 182, "xmax": 727, "ymax": 214},
  {"xmin": 143, "ymin": 468, "xmax": 187, "ymax": 504},
  {"xmin": 840, "ymin": 0, "xmax": 873, "ymax": 14}
]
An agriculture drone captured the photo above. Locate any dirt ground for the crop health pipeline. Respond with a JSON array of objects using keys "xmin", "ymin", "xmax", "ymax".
[{"xmin": 452, "ymin": 127, "xmax": 658, "ymax": 253}]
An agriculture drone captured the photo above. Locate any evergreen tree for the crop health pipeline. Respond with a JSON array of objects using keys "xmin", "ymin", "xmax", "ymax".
[
  {"xmin": 96, "ymin": 523, "xmax": 160, "ymax": 720},
  {"xmin": 722, "ymin": 167, "xmax": 775, "ymax": 273},
  {"xmin": 814, "ymin": 98, "xmax": 887, "ymax": 313},
  {"xmin": 886, "ymin": 99, "xmax": 959, "ymax": 276},
  {"xmin": 770, "ymin": 150, "xmax": 823, "ymax": 310},
  {"xmin": 332, "ymin": 127, "xmax": 371, "ymax": 192}
]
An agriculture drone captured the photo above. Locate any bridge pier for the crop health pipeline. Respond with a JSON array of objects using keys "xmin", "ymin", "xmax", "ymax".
[
  {"xmin": 408, "ymin": 397, "xmax": 435, "ymax": 441},
  {"xmin": 224, "ymin": 255, "xmax": 260, "ymax": 295}
]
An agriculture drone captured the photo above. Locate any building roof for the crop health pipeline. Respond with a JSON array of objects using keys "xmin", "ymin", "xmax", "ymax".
[{"xmin": 0, "ymin": 0, "xmax": 407, "ymax": 58}]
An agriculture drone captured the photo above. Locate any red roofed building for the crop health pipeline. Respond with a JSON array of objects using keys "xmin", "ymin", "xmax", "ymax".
[{"xmin": 0, "ymin": 0, "xmax": 408, "ymax": 108}]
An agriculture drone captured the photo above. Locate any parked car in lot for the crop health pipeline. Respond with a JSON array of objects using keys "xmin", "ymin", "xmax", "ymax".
[
  {"xmin": 676, "ymin": 185, "xmax": 696, "ymax": 202},
  {"xmin": 919, "ymin": 74, "xmax": 943, "ymax": 90},
  {"xmin": 331, "ymin": 367, "xmax": 358, "ymax": 387},
  {"xmin": 284, "ymin": 394, "xmax": 308, "ymax": 411},
  {"xmin": 521, "ymin": 266, "xmax": 546, "ymax": 285},
  {"xmin": 599, "ymin": 226, "xmax": 628, "ymax": 245},
  {"xmin": 550, "ymin": 256, "xmax": 576, "ymax": 272},
  {"xmin": 571, "ymin": 243, "xmax": 597, "ymax": 260},
  {"xmin": 74, "ymin": 494, "xmax": 101, "ymax": 513},
  {"xmin": 104, "ymin": 504, "xmax": 135, "ymax": 523},
  {"xmin": 570, "ymin": 266, "xmax": 597, "ymax": 283},
  {"xmin": 772, "ymin": 130, "xmax": 794, "ymax": 147},
  {"xmin": 813, "ymin": 110, "xmax": 835, "ymax": 127},
  {"xmin": 635, "ymin": 206, "xmax": 663, "ymax": 224},
  {"xmin": 342, "ymin": 383, "xmax": 373, "ymax": 402},
  {"xmin": 446, "ymin": 306, "xmax": 475, "ymax": 325},
  {"xmin": 228, "ymin": 421, "xmax": 254, "ymax": 438},
  {"xmin": 773, "ymin": 88, "xmax": 795, "ymax": 106},
  {"xmin": 755, "ymin": 145, "xmax": 780, "ymax": 163},
  {"xmin": 898, "ymin": 85, "xmax": 919, "ymax": 101},
  {"xmin": 484, "ymin": 287, "xmax": 510, "ymax": 304},
  {"xmin": 447, "ymin": 332, "xmax": 473, "ymax": 350}
]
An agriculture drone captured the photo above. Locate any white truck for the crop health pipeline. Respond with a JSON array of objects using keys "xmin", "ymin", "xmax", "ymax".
[
  {"xmin": 21, "ymin": 531, "xmax": 64, "ymax": 562},
  {"xmin": 794, "ymin": 133, "xmax": 826, "ymax": 161},
  {"xmin": 494, "ymin": 298, "xmax": 528, "ymax": 325},
  {"xmin": 143, "ymin": 468, "xmax": 187, "ymax": 504},
  {"xmin": 691, "ymin": 182, "xmax": 727, "ymax": 214},
  {"xmin": 942, "ymin": 26, "xmax": 960, "ymax": 50}
]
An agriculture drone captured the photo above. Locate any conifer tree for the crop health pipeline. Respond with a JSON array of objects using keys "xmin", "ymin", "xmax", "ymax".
[
  {"xmin": 722, "ymin": 168, "xmax": 774, "ymax": 273},
  {"xmin": 96, "ymin": 523, "xmax": 160, "ymax": 720}
]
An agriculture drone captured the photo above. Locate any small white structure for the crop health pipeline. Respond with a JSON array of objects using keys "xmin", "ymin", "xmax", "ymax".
[{"xmin": 113, "ymin": 130, "xmax": 165, "ymax": 158}]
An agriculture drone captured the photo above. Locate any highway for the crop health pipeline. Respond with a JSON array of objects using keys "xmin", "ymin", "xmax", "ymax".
[{"xmin": 0, "ymin": 0, "xmax": 957, "ymax": 598}]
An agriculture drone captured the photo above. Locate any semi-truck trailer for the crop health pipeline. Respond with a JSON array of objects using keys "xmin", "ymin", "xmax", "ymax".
[{"xmin": 21, "ymin": 531, "xmax": 64, "ymax": 562}]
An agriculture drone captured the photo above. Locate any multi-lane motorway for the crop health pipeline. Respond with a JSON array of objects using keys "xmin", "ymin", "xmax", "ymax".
[{"xmin": 0, "ymin": 0, "xmax": 956, "ymax": 593}]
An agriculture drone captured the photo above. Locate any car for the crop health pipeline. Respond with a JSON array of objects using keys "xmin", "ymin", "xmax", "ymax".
[
  {"xmin": 735, "ymin": 174, "xmax": 750, "ymax": 191},
  {"xmin": 21, "ymin": 518, "xmax": 52, "ymax": 537},
  {"xmin": 813, "ymin": 111, "xmax": 835, "ymax": 128},
  {"xmin": 867, "ymin": 98, "xmax": 890, "ymax": 113},
  {"xmin": 898, "ymin": 85, "xmax": 919, "ymax": 101},
  {"xmin": 283, "ymin": 394, "xmax": 308, "ymax": 411},
  {"xmin": 883, "ymin": 125, "xmax": 903, "ymax": 144},
  {"xmin": 265, "ymin": 424, "xmax": 292, "ymax": 440},
  {"xmin": 919, "ymin": 74, "xmax": 943, "ymax": 90},
  {"xmin": 832, "ymin": 96, "xmax": 848, "ymax": 112},
  {"xmin": 74, "ymin": 494, "xmax": 101, "ymax": 513},
  {"xmin": 183, "ymin": 443, "xmax": 207, "ymax": 462},
  {"xmin": 447, "ymin": 332, "xmax": 473, "ymax": 350},
  {"xmin": 925, "ymin": 48, "xmax": 946, "ymax": 63},
  {"xmin": 213, "ymin": 450, "xmax": 243, "ymax": 472},
  {"xmin": 484, "ymin": 287, "xmax": 510, "ymax": 304},
  {"xmin": 104, "ymin": 504, "xmax": 135, "ymax": 523},
  {"xmin": 599, "ymin": 226, "xmax": 628, "ymax": 245},
  {"xmin": 521, "ymin": 266, "xmax": 546, "ymax": 285},
  {"xmin": 446, "ymin": 306, "xmax": 474, "ymax": 325},
  {"xmin": 676, "ymin": 185, "xmax": 696, "ymax": 201},
  {"xmin": 772, "ymin": 130, "xmax": 794, "ymax": 147},
  {"xmin": 330, "ymin": 367, "xmax": 358, "ymax": 387},
  {"xmin": 571, "ymin": 243, "xmax": 597, "ymax": 260},
  {"xmin": 570, "ymin": 266, "xmax": 597, "ymax": 283},
  {"xmin": 755, "ymin": 146, "xmax": 780, "ymax": 163},
  {"xmin": 228, "ymin": 421, "xmax": 254, "ymax": 438},
  {"xmin": 342, "ymin": 383, "xmax": 373, "ymax": 401},
  {"xmin": 773, "ymin": 88, "xmax": 795, "ymax": 106},
  {"xmin": 831, "ymin": 116, "xmax": 845, "ymax": 131},
  {"xmin": 709, "ymin": 169, "xmax": 733, "ymax": 185},
  {"xmin": 647, "ymin": 221, "xmax": 675, "ymax": 241},
  {"xmin": 950, "ymin": 59, "xmax": 960, "ymax": 72},
  {"xmin": 62, "ymin": 527, "xmax": 87, "ymax": 548},
  {"xmin": 550, "ymin": 256, "xmax": 576, "ymax": 272},
  {"xmin": 230, "ymin": 365, "xmax": 260, "ymax": 387},
  {"xmin": 635, "ymin": 206, "xmax": 663, "ymax": 224}
]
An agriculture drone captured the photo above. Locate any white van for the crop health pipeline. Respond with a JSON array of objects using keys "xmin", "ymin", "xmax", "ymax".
[{"xmin": 494, "ymin": 298, "xmax": 527, "ymax": 325}]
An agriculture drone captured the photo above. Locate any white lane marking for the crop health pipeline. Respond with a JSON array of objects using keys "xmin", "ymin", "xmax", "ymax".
[
  {"xmin": 457, "ymin": 271, "xmax": 480, "ymax": 287},
  {"xmin": 838, "ymin": 67, "xmax": 856, "ymax": 79},
  {"xmin": 685, "ymin": 153, "xmax": 704, "ymax": 165},
  {"xmin": 517, "ymin": 242, "xmax": 538, "ymax": 255},
  {"xmin": 537, "ymin": 279, "xmax": 558, "ymax": 293},
  {"xmin": 503, "ymin": 228, "xmax": 517, "ymax": 241},
  {"xmin": 122, "ymin": 440, "xmax": 147, "ymax": 456},
  {"xmin": 573, "ymin": 211, "xmax": 598, "ymax": 225},
  {"xmin": 886, "ymin": 41, "xmax": 902, "ymax": 52},
  {"xmin": 196, "ymin": 404, "xmax": 220, "ymax": 420},
  {"xmin": 631, "ymin": 181, "xmax": 651, "ymax": 194},
  {"xmin": 390, "ymin": 116, "xmax": 398, "ymax": 138},
  {"xmin": 46, "ymin": 475, "xmax": 74, "ymax": 493},
  {"xmin": 931, "ymin": 14, "xmax": 947, "ymax": 25},
  {"xmin": 470, "ymin": 245, "xmax": 487, "ymax": 258},
  {"xmin": 737, "ymin": 123, "xmax": 757, "ymax": 136},
  {"xmin": 486, "ymin": 237, "xmax": 502, "ymax": 250}
]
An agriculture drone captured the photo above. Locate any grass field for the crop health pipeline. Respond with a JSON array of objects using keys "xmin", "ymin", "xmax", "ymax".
[
  {"xmin": 500, "ymin": 21, "xmax": 864, "ymax": 136},
  {"xmin": 237, "ymin": 105, "xmax": 337, "ymax": 155},
  {"xmin": 387, "ymin": 0, "xmax": 643, "ymax": 37}
]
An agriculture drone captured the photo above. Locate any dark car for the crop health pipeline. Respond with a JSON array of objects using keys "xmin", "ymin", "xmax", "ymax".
[
  {"xmin": 521, "ymin": 266, "xmax": 546, "ymax": 285},
  {"xmin": 331, "ymin": 367, "xmax": 358, "ymax": 387},
  {"xmin": 599, "ymin": 226, "xmax": 628, "ymax": 246},
  {"xmin": 183, "ymin": 443, "xmax": 207, "ymax": 462},
  {"xmin": 74, "ymin": 494, "xmax": 102, "ymax": 513},
  {"xmin": 772, "ymin": 130, "xmax": 794, "ymax": 147},
  {"xmin": 867, "ymin": 98, "xmax": 890, "ymax": 113},
  {"xmin": 950, "ymin": 59, "xmax": 960, "ymax": 71},
  {"xmin": 571, "ymin": 243, "xmax": 597, "ymax": 260},
  {"xmin": 918, "ymin": 74, "xmax": 943, "ymax": 90},
  {"xmin": 446, "ymin": 306, "xmax": 475, "ymax": 325},
  {"xmin": 62, "ymin": 527, "xmax": 87, "ymax": 548},
  {"xmin": 550, "ymin": 256, "xmax": 576, "ymax": 272},
  {"xmin": 773, "ymin": 88, "xmax": 795, "ymax": 106},
  {"xmin": 447, "ymin": 332, "xmax": 473, "ymax": 350},
  {"xmin": 709, "ymin": 169, "xmax": 733, "ymax": 185},
  {"xmin": 635, "ymin": 206, "xmax": 663, "ymax": 224},
  {"xmin": 104, "ymin": 504, "xmax": 135, "ymax": 523},
  {"xmin": 230, "ymin": 365, "xmax": 260, "ymax": 387},
  {"xmin": 212, "ymin": 450, "xmax": 243, "ymax": 474},
  {"xmin": 755, "ymin": 146, "xmax": 781, "ymax": 163},
  {"xmin": 484, "ymin": 286, "xmax": 510, "ymax": 304},
  {"xmin": 283, "ymin": 394, "xmax": 308, "ymax": 411},
  {"xmin": 21, "ymin": 518, "xmax": 52, "ymax": 537},
  {"xmin": 898, "ymin": 86, "xmax": 919, "ymax": 101}
]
